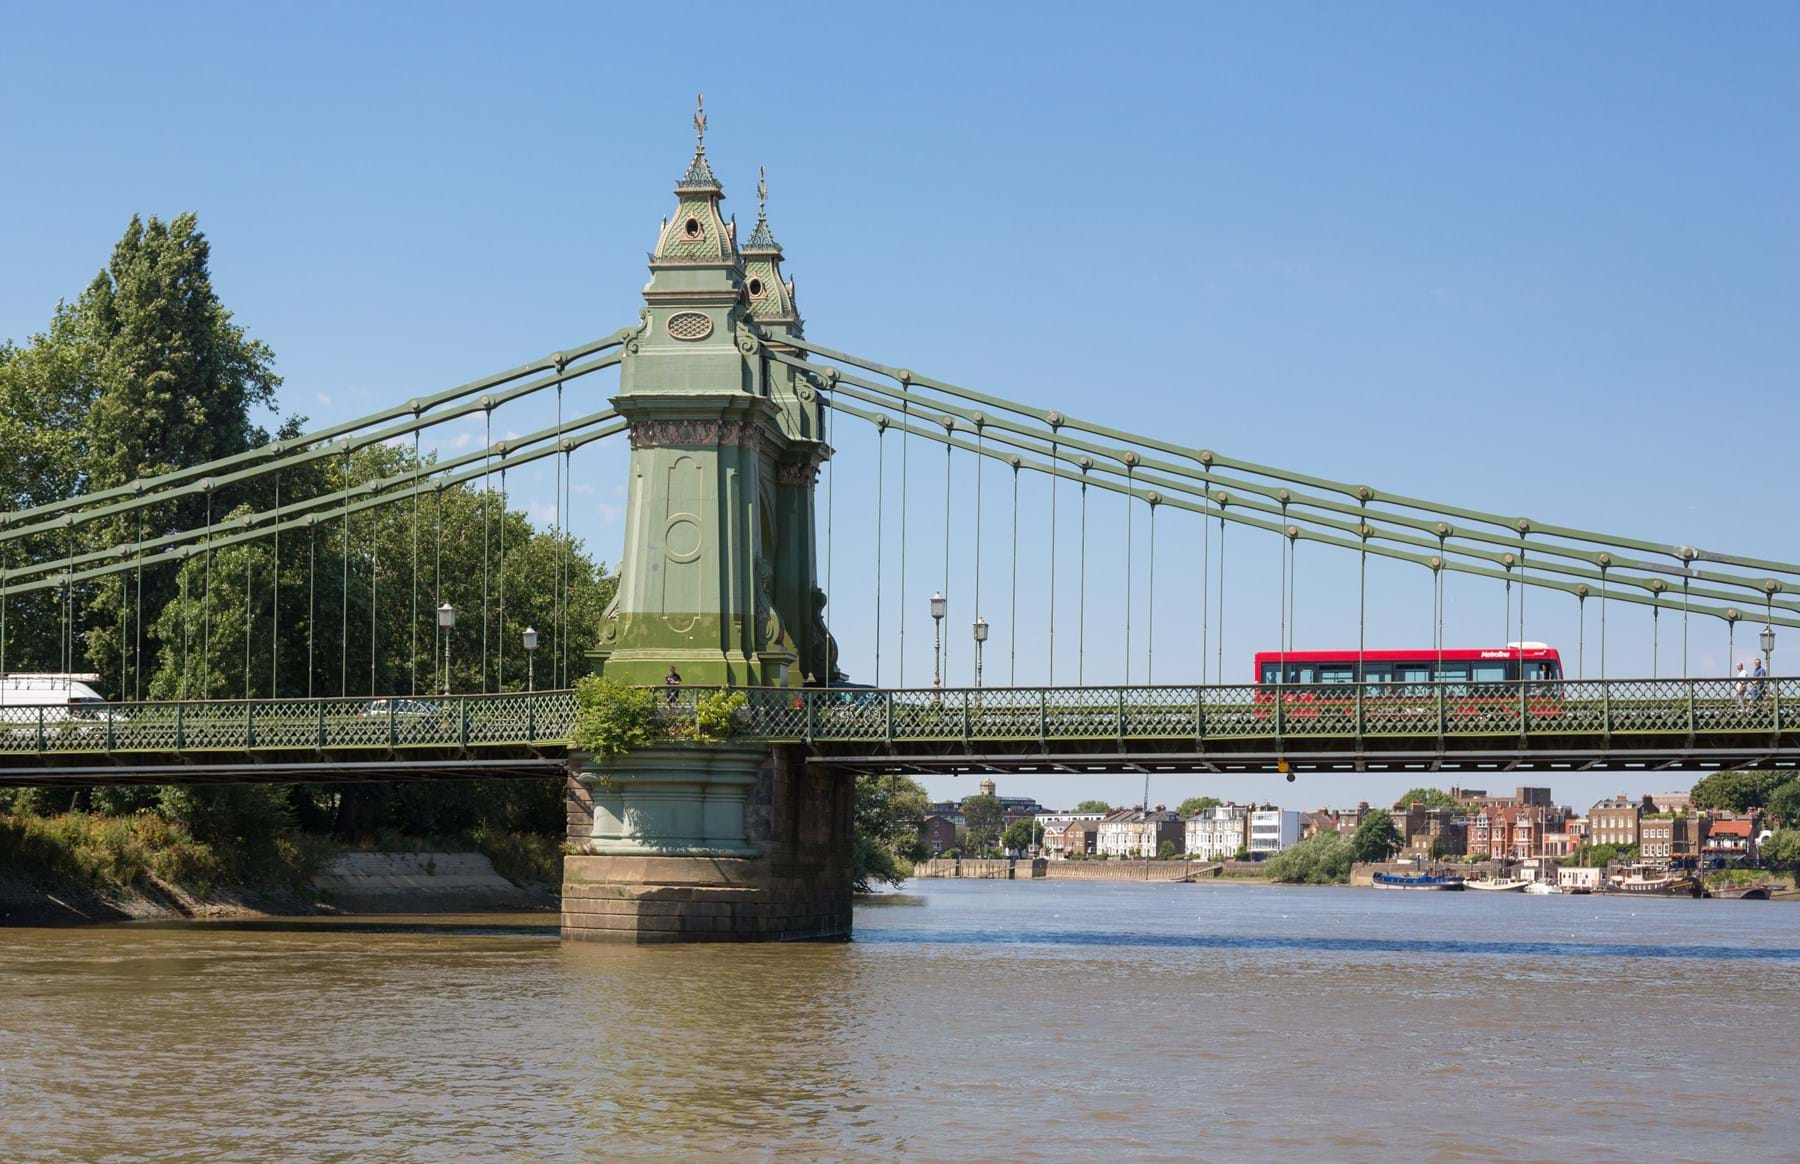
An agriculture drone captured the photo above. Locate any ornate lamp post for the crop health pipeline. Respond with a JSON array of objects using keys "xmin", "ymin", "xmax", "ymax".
[
  {"xmin": 437, "ymin": 603, "xmax": 456, "ymax": 697},
  {"xmin": 973, "ymin": 616, "xmax": 989, "ymax": 689},
  {"xmin": 1761, "ymin": 625, "xmax": 1775, "ymax": 677},
  {"xmin": 930, "ymin": 591, "xmax": 946, "ymax": 689},
  {"xmin": 523, "ymin": 626, "xmax": 539, "ymax": 693}
]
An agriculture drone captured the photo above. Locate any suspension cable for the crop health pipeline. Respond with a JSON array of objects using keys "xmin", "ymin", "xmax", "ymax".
[
  {"xmin": 554, "ymin": 369, "xmax": 564, "ymax": 689},
  {"xmin": 411, "ymin": 432, "xmax": 419, "ymax": 696},
  {"xmin": 135, "ymin": 507, "xmax": 144, "ymax": 701},
  {"xmin": 1048, "ymin": 436, "xmax": 1057, "ymax": 686},
  {"xmin": 340, "ymin": 444, "xmax": 351, "ymax": 697},
  {"xmin": 1652, "ymin": 606, "xmax": 1660, "ymax": 681},
  {"xmin": 435, "ymin": 482, "xmax": 444, "ymax": 689},
  {"xmin": 1216, "ymin": 507, "xmax": 1226, "ymax": 685},
  {"xmin": 875, "ymin": 420, "xmax": 885, "ymax": 686},
  {"xmin": 1600, "ymin": 565, "xmax": 1609, "ymax": 681},
  {"xmin": 943, "ymin": 437, "xmax": 952, "ymax": 683},
  {"xmin": 271, "ymin": 472, "xmax": 280, "ymax": 699},
  {"xmin": 899, "ymin": 397, "xmax": 908, "ymax": 688},
  {"xmin": 243, "ymin": 536, "xmax": 253, "ymax": 697},
  {"xmin": 1682, "ymin": 577, "xmax": 1690, "ymax": 678},
  {"xmin": 973, "ymin": 427, "xmax": 983, "ymax": 687},
  {"xmin": 179, "ymin": 562, "xmax": 190, "ymax": 699},
  {"xmin": 202, "ymin": 487, "xmax": 213, "ymax": 696},
  {"xmin": 1078, "ymin": 471, "xmax": 1088, "ymax": 684},
  {"xmin": 1010, "ymin": 460, "xmax": 1019, "ymax": 686},
  {"xmin": 498, "ymin": 459, "xmax": 508, "ymax": 691},
  {"xmin": 1201, "ymin": 472, "xmax": 1211, "ymax": 684},
  {"xmin": 1146, "ymin": 494, "xmax": 1156, "ymax": 685},
  {"xmin": 307, "ymin": 521, "xmax": 316, "ymax": 699},
  {"xmin": 1578, "ymin": 594, "xmax": 1585, "ymax": 680},
  {"xmin": 482, "ymin": 407, "xmax": 491, "ymax": 694},
  {"xmin": 1124, "ymin": 463, "xmax": 1133, "ymax": 686},
  {"xmin": 370, "ymin": 478, "xmax": 381, "ymax": 696},
  {"xmin": 826, "ymin": 393, "xmax": 834, "ymax": 687}
]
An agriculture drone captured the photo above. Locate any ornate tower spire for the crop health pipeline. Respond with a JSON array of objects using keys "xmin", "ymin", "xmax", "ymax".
[
  {"xmin": 740, "ymin": 165, "xmax": 800, "ymax": 328},
  {"xmin": 653, "ymin": 93, "xmax": 734, "ymax": 264}
]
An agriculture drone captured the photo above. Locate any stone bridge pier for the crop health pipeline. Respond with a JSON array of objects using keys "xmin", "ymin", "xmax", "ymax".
[{"xmin": 560, "ymin": 744, "xmax": 853, "ymax": 942}]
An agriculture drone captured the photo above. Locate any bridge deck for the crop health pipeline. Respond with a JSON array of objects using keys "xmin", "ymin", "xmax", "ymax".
[{"xmin": 0, "ymin": 678, "xmax": 1794, "ymax": 783}]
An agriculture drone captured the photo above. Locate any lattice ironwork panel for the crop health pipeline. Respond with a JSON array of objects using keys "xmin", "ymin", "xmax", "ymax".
[
  {"xmin": 248, "ymin": 701, "xmax": 329, "ymax": 750},
  {"xmin": 1042, "ymin": 688, "xmax": 1125, "ymax": 740},
  {"xmin": 888, "ymin": 693, "xmax": 965, "ymax": 742},
  {"xmin": 1602, "ymin": 680, "xmax": 1695, "ymax": 735},
  {"xmin": 1199, "ymin": 686, "xmax": 1260, "ymax": 738},
  {"xmin": 965, "ymin": 687, "xmax": 1042, "ymax": 741},
  {"xmin": 1119, "ymin": 688, "xmax": 1197, "ymax": 738}
]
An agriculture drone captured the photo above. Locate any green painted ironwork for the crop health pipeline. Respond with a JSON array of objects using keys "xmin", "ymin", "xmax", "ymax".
[{"xmin": 3, "ymin": 678, "xmax": 1797, "ymax": 763}]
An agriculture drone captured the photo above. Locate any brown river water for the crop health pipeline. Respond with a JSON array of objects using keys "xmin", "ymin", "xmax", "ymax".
[{"xmin": 3, "ymin": 881, "xmax": 1797, "ymax": 1162}]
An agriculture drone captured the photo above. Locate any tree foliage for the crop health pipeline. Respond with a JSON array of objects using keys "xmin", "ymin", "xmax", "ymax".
[
  {"xmin": 960, "ymin": 794, "xmax": 1005, "ymax": 855},
  {"xmin": 1765, "ymin": 781, "xmax": 1800, "ymax": 828},
  {"xmin": 1690, "ymin": 770, "xmax": 1794, "ymax": 813},
  {"xmin": 1265, "ymin": 831, "xmax": 1355, "ymax": 884},
  {"xmin": 1350, "ymin": 811, "xmax": 1403, "ymax": 862},
  {"xmin": 1074, "ymin": 799, "xmax": 1113, "ymax": 814},
  {"xmin": 852, "ymin": 773, "xmax": 929, "ymax": 893},
  {"xmin": 1001, "ymin": 817, "xmax": 1044, "ymax": 853},
  {"xmin": 1759, "ymin": 830, "xmax": 1800, "ymax": 872},
  {"xmin": 1394, "ymin": 787, "xmax": 1462, "ymax": 809},
  {"xmin": 1176, "ymin": 796, "xmax": 1221, "ymax": 818},
  {"xmin": 1572, "ymin": 842, "xmax": 1638, "ymax": 868}
]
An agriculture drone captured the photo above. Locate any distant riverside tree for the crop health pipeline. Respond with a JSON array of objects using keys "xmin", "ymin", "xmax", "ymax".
[
  {"xmin": 1690, "ymin": 770, "xmax": 1794, "ymax": 813},
  {"xmin": 1074, "ymin": 800, "xmax": 1113, "ymax": 814},
  {"xmin": 1176, "ymin": 796, "xmax": 1221, "ymax": 818},
  {"xmin": 1158, "ymin": 839, "xmax": 1178, "ymax": 860},
  {"xmin": 960, "ymin": 794, "xmax": 1004, "ymax": 855},
  {"xmin": 1394, "ymin": 787, "xmax": 1461, "ymax": 809},
  {"xmin": 852, "ymin": 773, "xmax": 930, "ymax": 893},
  {"xmin": 1265, "ymin": 832, "xmax": 1355, "ymax": 884},
  {"xmin": 1573, "ymin": 842, "xmax": 1638, "ymax": 868},
  {"xmin": 1001, "ymin": 818, "xmax": 1043, "ymax": 854},
  {"xmin": 1765, "ymin": 781, "xmax": 1800, "ymax": 829},
  {"xmin": 1759, "ymin": 831, "xmax": 1800, "ymax": 872},
  {"xmin": 1350, "ymin": 811, "xmax": 1402, "ymax": 863}
]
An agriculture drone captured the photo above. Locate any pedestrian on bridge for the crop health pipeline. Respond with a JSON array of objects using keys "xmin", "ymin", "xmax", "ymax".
[
  {"xmin": 1734, "ymin": 662, "xmax": 1749, "ymax": 707},
  {"xmin": 1751, "ymin": 658, "xmax": 1767, "ymax": 703},
  {"xmin": 665, "ymin": 665, "xmax": 682, "ymax": 705}
]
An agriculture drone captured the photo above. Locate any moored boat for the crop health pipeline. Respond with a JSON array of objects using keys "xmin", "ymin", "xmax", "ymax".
[
  {"xmin": 1523, "ymin": 881, "xmax": 1561, "ymax": 895},
  {"xmin": 1465, "ymin": 878, "xmax": 1530, "ymax": 892},
  {"xmin": 1373, "ymin": 871, "xmax": 1466, "ymax": 891},
  {"xmin": 1599, "ymin": 864, "xmax": 1702, "ymax": 898}
]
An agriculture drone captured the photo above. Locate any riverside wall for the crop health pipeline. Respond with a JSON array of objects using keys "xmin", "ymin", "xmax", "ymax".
[{"xmin": 911, "ymin": 858, "xmax": 1226, "ymax": 882}]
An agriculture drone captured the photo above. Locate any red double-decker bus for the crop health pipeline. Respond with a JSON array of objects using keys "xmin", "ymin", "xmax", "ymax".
[{"xmin": 1251, "ymin": 643, "xmax": 1564, "ymax": 722}]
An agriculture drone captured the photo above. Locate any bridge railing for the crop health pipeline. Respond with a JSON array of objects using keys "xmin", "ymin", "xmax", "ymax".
[
  {"xmin": 0, "ymin": 677, "xmax": 1788, "ymax": 756},
  {"xmin": 0, "ymin": 689, "xmax": 579, "ymax": 755}
]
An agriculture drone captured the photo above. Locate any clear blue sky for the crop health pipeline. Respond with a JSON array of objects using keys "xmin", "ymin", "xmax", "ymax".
[{"xmin": 4, "ymin": 2, "xmax": 1796, "ymax": 813}]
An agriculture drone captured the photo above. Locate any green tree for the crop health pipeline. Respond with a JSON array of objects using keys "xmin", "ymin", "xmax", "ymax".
[
  {"xmin": 1074, "ymin": 799, "xmax": 1113, "ymax": 814},
  {"xmin": 1176, "ymin": 796, "xmax": 1221, "ymax": 818},
  {"xmin": 1001, "ymin": 817, "xmax": 1043, "ymax": 854},
  {"xmin": 1394, "ymin": 787, "xmax": 1461, "ymax": 809},
  {"xmin": 1766, "ymin": 781, "xmax": 1800, "ymax": 828},
  {"xmin": 960, "ymin": 794, "xmax": 1004, "ymax": 855},
  {"xmin": 1758, "ymin": 830, "xmax": 1800, "ymax": 872},
  {"xmin": 1350, "ymin": 811, "xmax": 1402, "ymax": 862},
  {"xmin": 852, "ymin": 773, "xmax": 930, "ymax": 893},
  {"xmin": 1265, "ymin": 831, "xmax": 1355, "ymax": 884},
  {"xmin": 1690, "ymin": 770, "xmax": 1794, "ymax": 813},
  {"xmin": 1573, "ymin": 842, "xmax": 1638, "ymax": 867},
  {"xmin": 1157, "ymin": 839, "xmax": 1178, "ymax": 860}
]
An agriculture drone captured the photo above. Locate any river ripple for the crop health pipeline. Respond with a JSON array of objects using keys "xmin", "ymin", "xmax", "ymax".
[{"xmin": 2, "ymin": 882, "xmax": 1797, "ymax": 1162}]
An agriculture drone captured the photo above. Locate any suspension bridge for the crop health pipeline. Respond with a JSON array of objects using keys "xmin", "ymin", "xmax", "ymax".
[{"xmin": 4, "ymin": 102, "xmax": 1796, "ymax": 937}]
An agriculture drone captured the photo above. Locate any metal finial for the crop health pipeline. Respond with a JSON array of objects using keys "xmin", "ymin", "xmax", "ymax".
[
  {"xmin": 693, "ymin": 94, "xmax": 707, "ymax": 155},
  {"xmin": 756, "ymin": 165, "xmax": 768, "ymax": 218}
]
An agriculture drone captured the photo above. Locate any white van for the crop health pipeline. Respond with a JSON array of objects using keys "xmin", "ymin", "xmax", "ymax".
[{"xmin": 0, "ymin": 673, "xmax": 121, "ymax": 733}]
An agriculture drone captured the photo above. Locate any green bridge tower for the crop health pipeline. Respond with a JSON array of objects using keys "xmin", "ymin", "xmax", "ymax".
[{"xmin": 563, "ymin": 100, "xmax": 853, "ymax": 942}]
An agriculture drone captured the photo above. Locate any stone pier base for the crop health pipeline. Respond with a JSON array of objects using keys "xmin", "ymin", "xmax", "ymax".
[{"xmin": 561, "ymin": 743, "xmax": 852, "ymax": 943}]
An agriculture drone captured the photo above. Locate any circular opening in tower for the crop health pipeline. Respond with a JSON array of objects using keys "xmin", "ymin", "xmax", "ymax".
[
  {"xmin": 683, "ymin": 217, "xmax": 701, "ymax": 239},
  {"xmin": 748, "ymin": 278, "xmax": 764, "ymax": 297}
]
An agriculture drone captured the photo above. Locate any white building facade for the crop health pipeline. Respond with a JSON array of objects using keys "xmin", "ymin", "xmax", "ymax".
[
  {"xmin": 1248, "ymin": 808, "xmax": 1301, "ymax": 856},
  {"xmin": 1183, "ymin": 804, "xmax": 1249, "ymax": 860}
]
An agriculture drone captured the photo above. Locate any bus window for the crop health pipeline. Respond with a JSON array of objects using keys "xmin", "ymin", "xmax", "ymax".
[
  {"xmin": 1320, "ymin": 667, "xmax": 1355, "ymax": 684},
  {"xmin": 1472, "ymin": 663, "xmax": 1507, "ymax": 689}
]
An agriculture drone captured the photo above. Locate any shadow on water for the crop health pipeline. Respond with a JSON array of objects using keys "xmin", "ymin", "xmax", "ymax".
[{"xmin": 855, "ymin": 927, "xmax": 1800, "ymax": 961}]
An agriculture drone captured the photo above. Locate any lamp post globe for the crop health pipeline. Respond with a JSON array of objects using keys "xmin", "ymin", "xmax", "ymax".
[
  {"xmin": 973, "ymin": 617, "xmax": 989, "ymax": 689},
  {"xmin": 930, "ymin": 591, "xmax": 946, "ymax": 690},
  {"xmin": 437, "ymin": 603, "xmax": 456, "ymax": 696},
  {"xmin": 523, "ymin": 626, "xmax": 539, "ymax": 693},
  {"xmin": 1762, "ymin": 625, "xmax": 1775, "ymax": 674}
]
